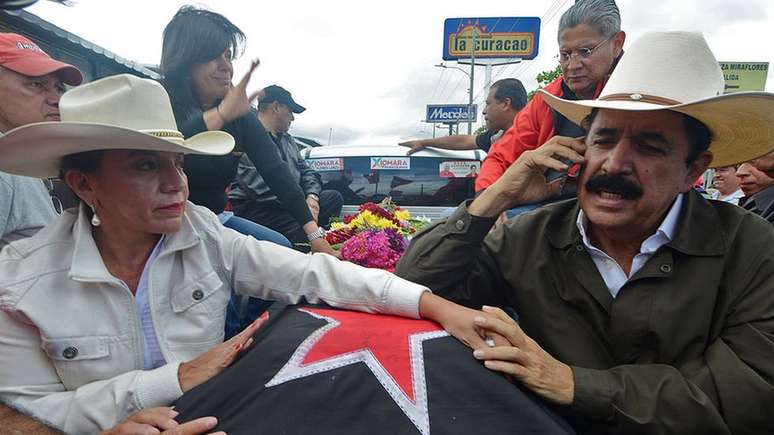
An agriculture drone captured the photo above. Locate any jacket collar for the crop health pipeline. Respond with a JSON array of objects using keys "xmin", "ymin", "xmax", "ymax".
[
  {"xmin": 69, "ymin": 202, "xmax": 202, "ymax": 282},
  {"xmin": 547, "ymin": 190, "xmax": 727, "ymax": 256}
]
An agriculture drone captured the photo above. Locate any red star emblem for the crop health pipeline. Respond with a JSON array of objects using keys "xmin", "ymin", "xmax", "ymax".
[{"xmin": 265, "ymin": 308, "xmax": 448, "ymax": 435}]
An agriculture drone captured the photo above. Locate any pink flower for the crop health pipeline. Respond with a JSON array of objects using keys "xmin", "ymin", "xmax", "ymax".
[{"xmin": 340, "ymin": 230, "xmax": 405, "ymax": 271}]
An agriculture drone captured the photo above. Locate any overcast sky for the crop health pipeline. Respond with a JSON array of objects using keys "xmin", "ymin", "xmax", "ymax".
[{"xmin": 27, "ymin": 0, "xmax": 774, "ymax": 145}]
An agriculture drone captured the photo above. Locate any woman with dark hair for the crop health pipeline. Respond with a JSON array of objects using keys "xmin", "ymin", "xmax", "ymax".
[
  {"xmin": 160, "ymin": 6, "xmax": 337, "ymax": 257},
  {"xmin": 0, "ymin": 74, "xmax": 487, "ymax": 434}
]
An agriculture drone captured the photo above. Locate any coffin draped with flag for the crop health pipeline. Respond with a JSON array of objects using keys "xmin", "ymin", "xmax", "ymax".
[{"xmin": 174, "ymin": 305, "xmax": 576, "ymax": 435}]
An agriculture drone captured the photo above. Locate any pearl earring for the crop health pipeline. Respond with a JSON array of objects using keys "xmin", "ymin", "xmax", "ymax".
[{"xmin": 90, "ymin": 204, "xmax": 101, "ymax": 227}]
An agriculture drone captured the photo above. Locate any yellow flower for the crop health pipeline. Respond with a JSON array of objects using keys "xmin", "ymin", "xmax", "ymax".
[
  {"xmin": 330, "ymin": 221, "xmax": 347, "ymax": 230},
  {"xmin": 349, "ymin": 211, "xmax": 399, "ymax": 231},
  {"xmin": 375, "ymin": 217, "xmax": 399, "ymax": 230},
  {"xmin": 394, "ymin": 209, "xmax": 411, "ymax": 221}
]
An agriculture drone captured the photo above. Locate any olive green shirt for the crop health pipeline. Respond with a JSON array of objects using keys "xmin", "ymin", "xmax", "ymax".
[{"xmin": 395, "ymin": 191, "xmax": 774, "ymax": 435}]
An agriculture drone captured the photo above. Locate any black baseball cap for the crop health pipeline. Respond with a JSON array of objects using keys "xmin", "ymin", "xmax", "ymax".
[{"xmin": 262, "ymin": 85, "xmax": 306, "ymax": 113}]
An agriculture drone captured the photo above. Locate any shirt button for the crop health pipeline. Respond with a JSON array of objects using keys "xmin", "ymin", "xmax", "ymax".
[
  {"xmin": 454, "ymin": 220, "xmax": 465, "ymax": 231},
  {"xmin": 62, "ymin": 346, "xmax": 78, "ymax": 359},
  {"xmin": 575, "ymin": 244, "xmax": 584, "ymax": 252},
  {"xmin": 192, "ymin": 289, "xmax": 204, "ymax": 300},
  {"xmin": 659, "ymin": 264, "xmax": 672, "ymax": 273}
]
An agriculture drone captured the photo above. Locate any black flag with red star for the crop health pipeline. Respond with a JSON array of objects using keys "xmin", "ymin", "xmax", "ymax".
[{"xmin": 174, "ymin": 305, "xmax": 576, "ymax": 435}]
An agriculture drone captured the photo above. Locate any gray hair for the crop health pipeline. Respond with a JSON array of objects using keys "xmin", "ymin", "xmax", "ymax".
[{"xmin": 558, "ymin": 0, "xmax": 621, "ymax": 40}]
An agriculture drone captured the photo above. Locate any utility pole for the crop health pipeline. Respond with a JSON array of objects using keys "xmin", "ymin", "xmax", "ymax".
[
  {"xmin": 467, "ymin": 28, "xmax": 476, "ymax": 134},
  {"xmin": 327, "ymin": 128, "xmax": 333, "ymax": 146}
]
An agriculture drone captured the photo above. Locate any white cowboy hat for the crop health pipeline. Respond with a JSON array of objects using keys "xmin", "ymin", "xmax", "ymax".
[
  {"xmin": 0, "ymin": 74, "xmax": 234, "ymax": 178},
  {"xmin": 539, "ymin": 31, "xmax": 774, "ymax": 168}
]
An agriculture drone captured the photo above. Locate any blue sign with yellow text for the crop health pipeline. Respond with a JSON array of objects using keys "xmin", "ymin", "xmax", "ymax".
[{"xmin": 443, "ymin": 17, "xmax": 541, "ymax": 61}]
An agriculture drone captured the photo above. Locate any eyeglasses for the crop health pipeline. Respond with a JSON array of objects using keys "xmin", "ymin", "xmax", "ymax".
[
  {"xmin": 556, "ymin": 36, "xmax": 613, "ymax": 64},
  {"xmin": 42, "ymin": 178, "xmax": 64, "ymax": 214}
]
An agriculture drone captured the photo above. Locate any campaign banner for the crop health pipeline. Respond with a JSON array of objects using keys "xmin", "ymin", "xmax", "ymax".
[
  {"xmin": 371, "ymin": 157, "xmax": 410, "ymax": 170},
  {"xmin": 719, "ymin": 61, "xmax": 769, "ymax": 93},
  {"xmin": 443, "ymin": 17, "xmax": 541, "ymax": 61},
  {"xmin": 439, "ymin": 160, "xmax": 480, "ymax": 178},
  {"xmin": 426, "ymin": 104, "xmax": 477, "ymax": 123},
  {"xmin": 308, "ymin": 158, "xmax": 344, "ymax": 172}
]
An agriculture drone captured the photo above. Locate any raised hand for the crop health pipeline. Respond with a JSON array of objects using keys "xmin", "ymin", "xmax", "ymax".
[
  {"xmin": 217, "ymin": 58, "xmax": 264, "ymax": 123},
  {"xmin": 469, "ymin": 136, "xmax": 586, "ymax": 217}
]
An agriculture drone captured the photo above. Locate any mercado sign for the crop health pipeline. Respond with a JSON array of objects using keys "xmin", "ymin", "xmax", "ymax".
[
  {"xmin": 443, "ymin": 17, "xmax": 541, "ymax": 61},
  {"xmin": 426, "ymin": 104, "xmax": 477, "ymax": 123},
  {"xmin": 719, "ymin": 61, "xmax": 769, "ymax": 93}
]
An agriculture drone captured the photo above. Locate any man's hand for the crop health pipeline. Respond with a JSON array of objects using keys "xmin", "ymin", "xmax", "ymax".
[
  {"xmin": 306, "ymin": 196, "xmax": 320, "ymax": 222},
  {"xmin": 178, "ymin": 312, "xmax": 268, "ymax": 392},
  {"xmin": 753, "ymin": 150, "xmax": 774, "ymax": 178},
  {"xmin": 472, "ymin": 306, "xmax": 575, "ymax": 405},
  {"xmin": 310, "ymin": 237, "xmax": 341, "ymax": 259},
  {"xmin": 217, "ymin": 58, "xmax": 263, "ymax": 123},
  {"xmin": 100, "ymin": 408, "xmax": 223, "ymax": 435},
  {"xmin": 399, "ymin": 140, "xmax": 427, "ymax": 155},
  {"xmin": 469, "ymin": 136, "xmax": 585, "ymax": 217}
]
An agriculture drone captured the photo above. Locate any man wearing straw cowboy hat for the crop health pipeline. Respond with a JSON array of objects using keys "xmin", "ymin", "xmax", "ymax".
[{"xmin": 397, "ymin": 31, "xmax": 774, "ymax": 435}]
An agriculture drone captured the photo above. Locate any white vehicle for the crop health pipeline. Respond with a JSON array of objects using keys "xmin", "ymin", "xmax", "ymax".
[{"xmin": 300, "ymin": 144, "xmax": 486, "ymax": 220}]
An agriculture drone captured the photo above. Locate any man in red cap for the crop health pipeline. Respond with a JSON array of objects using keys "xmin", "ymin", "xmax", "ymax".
[{"xmin": 0, "ymin": 32, "xmax": 82, "ymax": 246}]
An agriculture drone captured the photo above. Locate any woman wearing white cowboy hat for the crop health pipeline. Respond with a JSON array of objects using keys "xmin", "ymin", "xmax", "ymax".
[{"xmin": 0, "ymin": 74, "xmax": 493, "ymax": 435}]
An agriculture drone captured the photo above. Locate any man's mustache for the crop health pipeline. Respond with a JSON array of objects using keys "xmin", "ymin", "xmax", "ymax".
[{"xmin": 585, "ymin": 173, "xmax": 643, "ymax": 199}]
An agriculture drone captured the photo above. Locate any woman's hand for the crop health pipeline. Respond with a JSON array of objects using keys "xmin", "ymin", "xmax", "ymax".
[
  {"xmin": 216, "ymin": 58, "xmax": 263, "ymax": 124},
  {"xmin": 178, "ymin": 311, "xmax": 268, "ymax": 392},
  {"xmin": 99, "ymin": 407, "xmax": 223, "ymax": 435},
  {"xmin": 418, "ymin": 292, "xmax": 502, "ymax": 350},
  {"xmin": 310, "ymin": 237, "xmax": 341, "ymax": 259}
]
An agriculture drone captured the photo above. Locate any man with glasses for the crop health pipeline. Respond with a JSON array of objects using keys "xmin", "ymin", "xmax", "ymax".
[
  {"xmin": 0, "ymin": 33, "xmax": 82, "ymax": 247},
  {"xmin": 477, "ymin": 0, "xmax": 625, "ymax": 200}
]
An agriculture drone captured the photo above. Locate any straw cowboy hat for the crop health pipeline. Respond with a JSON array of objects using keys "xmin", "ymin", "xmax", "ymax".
[
  {"xmin": 0, "ymin": 74, "xmax": 234, "ymax": 178},
  {"xmin": 539, "ymin": 31, "xmax": 774, "ymax": 168}
]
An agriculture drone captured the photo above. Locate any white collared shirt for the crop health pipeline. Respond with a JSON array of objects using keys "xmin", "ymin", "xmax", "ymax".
[
  {"xmin": 576, "ymin": 194, "xmax": 684, "ymax": 298},
  {"xmin": 712, "ymin": 188, "xmax": 744, "ymax": 205}
]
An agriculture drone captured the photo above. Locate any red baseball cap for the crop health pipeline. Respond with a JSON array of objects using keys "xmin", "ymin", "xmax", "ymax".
[{"xmin": 0, "ymin": 33, "xmax": 83, "ymax": 85}]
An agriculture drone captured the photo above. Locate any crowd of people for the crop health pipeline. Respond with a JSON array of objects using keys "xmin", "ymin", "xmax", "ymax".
[{"xmin": 0, "ymin": 0, "xmax": 772, "ymax": 434}]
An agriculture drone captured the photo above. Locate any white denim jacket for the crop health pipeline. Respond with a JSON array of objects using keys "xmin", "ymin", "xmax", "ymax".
[{"xmin": 0, "ymin": 203, "xmax": 427, "ymax": 434}]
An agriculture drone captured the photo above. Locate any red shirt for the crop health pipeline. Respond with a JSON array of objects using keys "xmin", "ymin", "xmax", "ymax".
[{"xmin": 476, "ymin": 76, "xmax": 607, "ymax": 191}]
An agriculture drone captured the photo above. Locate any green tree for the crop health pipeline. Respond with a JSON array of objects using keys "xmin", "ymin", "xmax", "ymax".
[{"xmin": 527, "ymin": 65, "xmax": 562, "ymax": 101}]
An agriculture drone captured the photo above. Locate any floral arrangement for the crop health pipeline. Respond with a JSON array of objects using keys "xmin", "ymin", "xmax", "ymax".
[{"xmin": 325, "ymin": 198, "xmax": 429, "ymax": 272}]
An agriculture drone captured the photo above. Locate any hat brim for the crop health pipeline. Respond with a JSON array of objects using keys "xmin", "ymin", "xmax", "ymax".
[
  {"xmin": 2, "ymin": 57, "xmax": 83, "ymax": 86},
  {"xmin": 289, "ymin": 101, "xmax": 306, "ymax": 114},
  {"xmin": 0, "ymin": 122, "xmax": 234, "ymax": 178},
  {"xmin": 538, "ymin": 90, "xmax": 774, "ymax": 168}
]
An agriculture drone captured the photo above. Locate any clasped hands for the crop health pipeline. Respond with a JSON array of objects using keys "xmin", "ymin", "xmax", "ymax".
[
  {"xmin": 420, "ymin": 294, "xmax": 574, "ymax": 405},
  {"xmin": 472, "ymin": 306, "xmax": 575, "ymax": 405}
]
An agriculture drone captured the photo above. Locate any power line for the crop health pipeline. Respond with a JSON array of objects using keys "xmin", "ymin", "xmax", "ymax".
[{"xmin": 428, "ymin": 67, "xmax": 446, "ymax": 103}]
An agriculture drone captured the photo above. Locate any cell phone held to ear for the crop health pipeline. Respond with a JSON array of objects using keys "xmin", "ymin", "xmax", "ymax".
[{"xmin": 545, "ymin": 157, "xmax": 581, "ymax": 183}]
